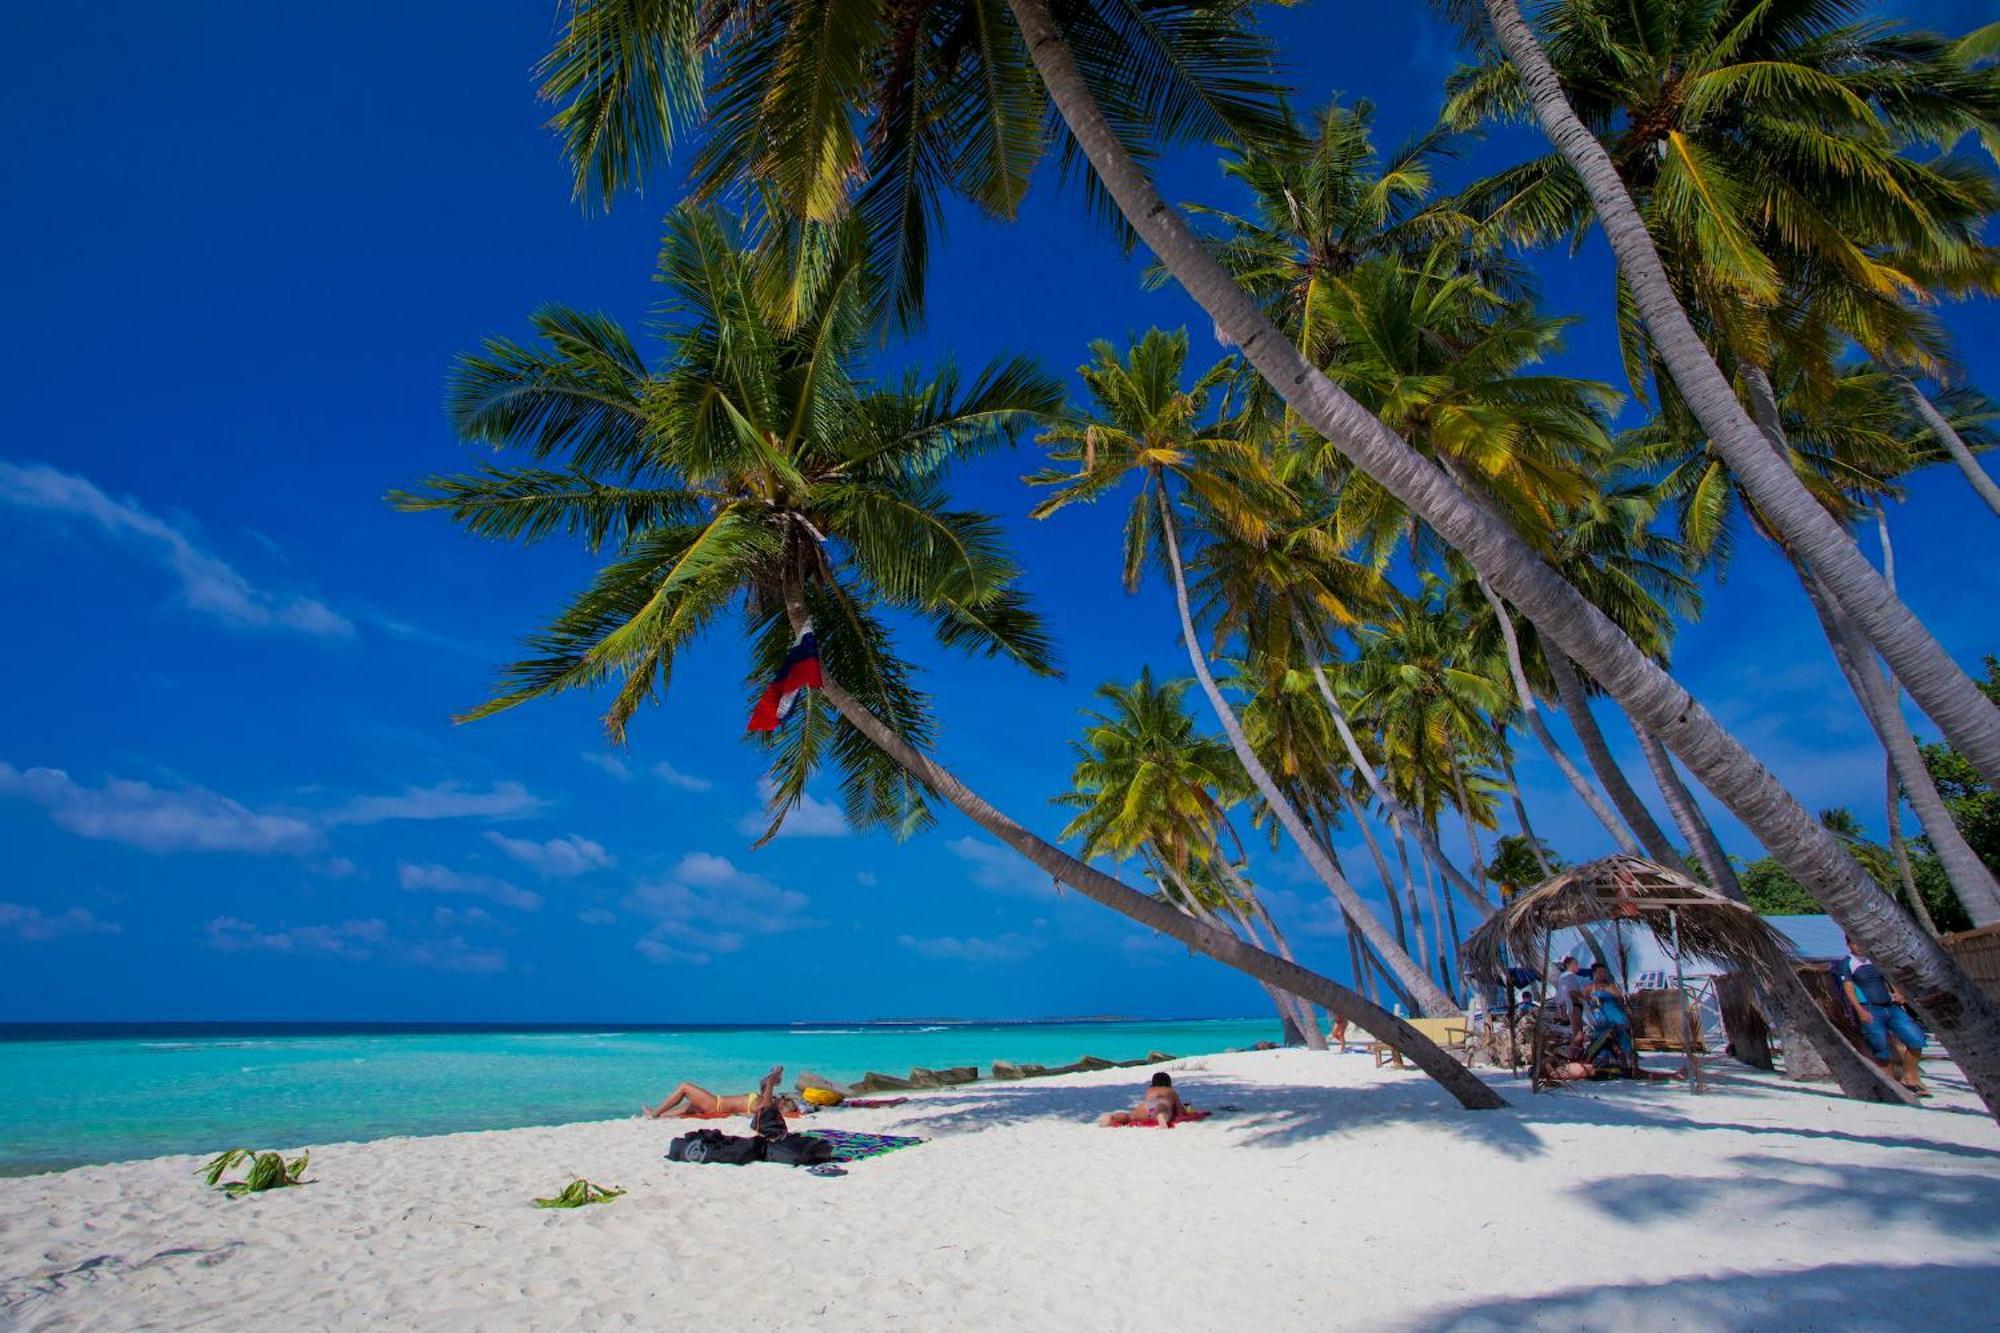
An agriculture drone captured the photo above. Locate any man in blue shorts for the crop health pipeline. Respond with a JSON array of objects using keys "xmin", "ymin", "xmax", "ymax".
[{"xmin": 1835, "ymin": 939, "xmax": 1930, "ymax": 1096}]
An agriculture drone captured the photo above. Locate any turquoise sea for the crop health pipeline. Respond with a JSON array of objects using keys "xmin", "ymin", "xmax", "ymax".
[{"xmin": 0, "ymin": 1018, "xmax": 1276, "ymax": 1176}]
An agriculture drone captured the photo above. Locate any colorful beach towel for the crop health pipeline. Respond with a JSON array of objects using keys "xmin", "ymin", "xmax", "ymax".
[
  {"xmin": 804, "ymin": 1129, "xmax": 926, "ymax": 1162},
  {"xmin": 839, "ymin": 1097, "xmax": 909, "ymax": 1109}
]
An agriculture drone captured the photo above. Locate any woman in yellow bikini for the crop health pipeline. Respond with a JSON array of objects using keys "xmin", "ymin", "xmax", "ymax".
[{"xmin": 641, "ymin": 1064, "xmax": 801, "ymax": 1119}]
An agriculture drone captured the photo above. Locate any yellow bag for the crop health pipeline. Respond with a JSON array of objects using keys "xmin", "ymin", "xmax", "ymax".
[{"xmin": 801, "ymin": 1086, "xmax": 844, "ymax": 1107}]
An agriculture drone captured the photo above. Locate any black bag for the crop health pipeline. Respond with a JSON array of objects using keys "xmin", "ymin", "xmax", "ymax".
[
  {"xmin": 763, "ymin": 1132, "xmax": 835, "ymax": 1167},
  {"xmin": 750, "ymin": 1101, "xmax": 789, "ymax": 1141},
  {"xmin": 666, "ymin": 1128, "xmax": 766, "ymax": 1165}
]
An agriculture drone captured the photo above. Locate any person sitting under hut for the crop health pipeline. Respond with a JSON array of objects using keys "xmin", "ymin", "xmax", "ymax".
[
  {"xmin": 1580, "ymin": 963, "xmax": 1638, "ymax": 1076},
  {"xmin": 1836, "ymin": 938, "xmax": 1931, "ymax": 1097},
  {"xmin": 642, "ymin": 1064, "xmax": 801, "ymax": 1119}
]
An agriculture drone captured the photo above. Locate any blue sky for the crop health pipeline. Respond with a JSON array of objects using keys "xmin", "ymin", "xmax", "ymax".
[{"xmin": 2, "ymin": 1, "xmax": 1995, "ymax": 1023}]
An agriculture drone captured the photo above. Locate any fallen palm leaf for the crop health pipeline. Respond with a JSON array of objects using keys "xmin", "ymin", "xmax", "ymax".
[
  {"xmin": 533, "ymin": 1178, "xmax": 625, "ymax": 1209},
  {"xmin": 200, "ymin": 1148, "xmax": 310, "ymax": 1197}
]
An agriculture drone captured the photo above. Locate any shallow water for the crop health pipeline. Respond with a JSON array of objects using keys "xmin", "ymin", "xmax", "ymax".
[{"xmin": 0, "ymin": 1018, "xmax": 1275, "ymax": 1174}]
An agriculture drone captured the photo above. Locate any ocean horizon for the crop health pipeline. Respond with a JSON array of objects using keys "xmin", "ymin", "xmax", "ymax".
[{"xmin": 0, "ymin": 1017, "xmax": 1279, "ymax": 1176}]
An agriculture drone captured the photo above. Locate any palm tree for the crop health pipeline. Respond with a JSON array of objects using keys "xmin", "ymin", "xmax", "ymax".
[
  {"xmin": 1031, "ymin": 329, "xmax": 1459, "ymax": 1016},
  {"xmin": 1057, "ymin": 671, "xmax": 1324, "ymax": 1044},
  {"xmin": 1455, "ymin": 0, "xmax": 2000, "ymax": 787},
  {"xmin": 396, "ymin": 209, "xmax": 1496, "ymax": 1102},
  {"xmin": 531, "ymin": 0, "xmax": 2000, "ymax": 1114}
]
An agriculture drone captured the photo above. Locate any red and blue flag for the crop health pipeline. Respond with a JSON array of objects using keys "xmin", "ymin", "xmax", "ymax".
[{"xmin": 748, "ymin": 628, "xmax": 824, "ymax": 732}]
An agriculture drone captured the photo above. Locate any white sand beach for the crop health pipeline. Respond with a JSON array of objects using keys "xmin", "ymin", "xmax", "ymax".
[{"xmin": 3, "ymin": 1048, "xmax": 1997, "ymax": 1331}]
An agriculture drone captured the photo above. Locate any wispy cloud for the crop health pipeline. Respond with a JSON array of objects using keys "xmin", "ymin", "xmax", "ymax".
[
  {"xmin": 946, "ymin": 836, "xmax": 1055, "ymax": 897},
  {"xmin": 2, "ymin": 761, "xmax": 544, "ymax": 857},
  {"xmin": 855, "ymin": 870, "xmax": 879, "ymax": 887},
  {"xmin": 325, "ymin": 781, "xmax": 543, "ymax": 826},
  {"xmin": 735, "ymin": 779, "xmax": 849, "ymax": 840},
  {"xmin": 0, "ymin": 762, "xmax": 320, "ymax": 854},
  {"xmin": 0, "ymin": 460, "xmax": 352, "ymax": 638},
  {"xmin": 206, "ymin": 915, "xmax": 505, "ymax": 973},
  {"xmin": 896, "ymin": 932, "xmax": 1041, "ymax": 965},
  {"xmin": 0, "ymin": 902, "xmax": 121, "ymax": 942},
  {"xmin": 577, "ymin": 907, "xmax": 617, "ymax": 926},
  {"xmin": 627, "ymin": 851, "xmax": 816, "ymax": 965},
  {"xmin": 396, "ymin": 861, "xmax": 542, "ymax": 911},
  {"xmin": 581, "ymin": 752, "xmax": 632, "ymax": 780},
  {"xmin": 483, "ymin": 831, "xmax": 614, "ymax": 879},
  {"xmin": 653, "ymin": 759, "xmax": 713, "ymax": 792}
]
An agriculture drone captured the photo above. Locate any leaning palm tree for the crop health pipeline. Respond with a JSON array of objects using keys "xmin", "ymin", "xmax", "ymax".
[
  {"xmin": 1031, "ymin": 329, "xmax": 1458, "ymax": 1016},
  {"xmin": 531, "ymin": 0, "xmax": 2000, "ymax": 1113},
  {"xmin": 396, "ymin": 208, "xmax": 1496, "ymax": 1103},
  {"xmin": 1451, "ymin": 0, "xmax": 2000, "ymax": 786}
]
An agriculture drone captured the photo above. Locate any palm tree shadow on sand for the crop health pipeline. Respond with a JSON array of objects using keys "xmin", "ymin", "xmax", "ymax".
[{"xmin": 1408, "ymin": 1261, "xmax": 2000, "ymax": 1332}]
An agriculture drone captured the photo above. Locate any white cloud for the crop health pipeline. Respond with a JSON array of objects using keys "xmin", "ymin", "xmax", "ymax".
[
  {"xmin": 396, "ymin": 861, "xmax": 542, "ymax": 911},
  {"xmin": 581, "ymin": 752, "xmax": 632, "ymax": 780},
  {"xmin": 652, "ymin": 760, "xmax": 713, "ymax": 792},
  {"xmin": 326, "ymin": 781, "xmax": 543, "ymax": 826},
  {"xmin": 0, "ymin": 903, "xmax": 121, "ymax": 942},
  {"xmin": 626, "ymin": 851, "xmax": 816, "ymax": 965},
  {"xmin": 0, "ymin": 762, "xmax": 320, "ymax": 855},
  {"xmin": 483, "ymin": 831, "xmax": 614, "ymax": 879},
  {"xmin": 577, "ymin": 907, "xmax": 617, "ymax": 926},
  {"xmin": 432, "ymin": 905, "xmax": 498, "ymax": 930},
  {"xmin": 855, "ymin": 870, "xmax": 879, "ymax": 887},
  {"xmin": 206, "ymin": 915, "xmax": 503, "ymax": 973},
  {"xmin": 314, "ymin": 857, "xmax": 362, "ymax": 880},
  {"xmin": 0, "ymin": 460, "xmax": 352, "ymax": 637},
  {"xmin": 736, "ymin": 779, "xmax": 849, "ymax": 840},
  {"xmin": 896, "ymin": 932, "xmax": 1041, "ymax": 965},
  {"xmin": 946, "ymin": 836, "xmax": 1056, "ymax": 897}
]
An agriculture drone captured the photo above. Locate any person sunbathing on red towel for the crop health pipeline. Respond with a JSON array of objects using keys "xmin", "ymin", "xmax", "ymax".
[{"xmin": 1102, "ymin": 1072, "xmax": 1200, "ymax": 1127}]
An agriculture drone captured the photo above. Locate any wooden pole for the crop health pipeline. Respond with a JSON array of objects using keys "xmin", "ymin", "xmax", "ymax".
[{"xmin": 1531, "ymin": 929, "xmax": 1554, "ymax": 1093}]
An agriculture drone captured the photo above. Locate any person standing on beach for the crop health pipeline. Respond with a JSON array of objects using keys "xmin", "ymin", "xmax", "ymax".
[
  {"xmin": 643, "ymin": 1065, "xmax": 799, "ymax": 1119},
  {"xmin": 1836, "ymin": 940, "xmax": 1931, "ymax": 1096}
]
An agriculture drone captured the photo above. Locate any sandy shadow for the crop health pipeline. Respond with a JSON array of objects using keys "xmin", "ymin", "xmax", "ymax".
[
  {"xmin": 1408, "ymin": 1261, "xmax": 2000, "ymax": 1331},
  {"xmin": 1571, "ymin": 1151, "xmax": 2000, "ymax": 1234}
]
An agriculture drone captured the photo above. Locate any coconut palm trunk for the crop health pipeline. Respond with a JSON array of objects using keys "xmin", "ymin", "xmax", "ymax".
[
  {"xmin": 1492, "ymin": 720, "xmax": 1554, "ymax": 880},
  {"xmin": 1330, "ymin": 780, "xmax": 1414, "ymax": 953},
  {"xmin": 1885, "ymin": 761, "xmax": 1943, "ymax": 939},
  {"xmin": 1449, "ymin": 752, "xmax": 1493, "ymax": 898},
  {"xmin": 1300, "ymin": 640, "xmax": 1493, "ymax": 915},
  {"xmin": 1634, "ymin": 721, "xmax": 1740, "ymax": 898},
  {"xmin": 1477, "ymin": 578, "xmax": 1640, "ymax": 853},
  {"xmin": 1795, "ymin": 566, "xmax": 2000, "ymax": 925},
  {"xmin": 1005, "ymin": 0, "xmax": 2000, "ymax": 1116},
  {"xmin": 1386, "ymin": 813, "xmax": 1436, "ymax": 990},
  {"xmin": 1546, "ymin": 652, "xmax": 1680, "ymax": 864},
  {"xmin": 1479, "ymin": 0, "xmax": 2000, "ymax": 789},
  {"xmin": 1872, "ymin": 508, "xmax": 1941, "ymax": 938},
  {"xmin": 1150, "ymin": 485, "xmax": 1460, "ymax": 1015},
  {"xmin": 1214, "ymin": 854, "xmax": 1329, "ymax": 1049},
  {"xmin": 1899, "ymin": 376, "xmax": 2000, "ymax": 520}
]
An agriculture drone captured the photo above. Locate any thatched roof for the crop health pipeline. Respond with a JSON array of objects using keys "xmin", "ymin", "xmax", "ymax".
[{"xmin": 1462, "ymin": 854, "xmax": 1800, "ymax": 986}]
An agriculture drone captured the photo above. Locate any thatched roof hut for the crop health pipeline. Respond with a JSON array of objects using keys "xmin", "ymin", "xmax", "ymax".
[{"xmin": 1462, "ymin": 854, "xmax": 1800, "ymax": 989}]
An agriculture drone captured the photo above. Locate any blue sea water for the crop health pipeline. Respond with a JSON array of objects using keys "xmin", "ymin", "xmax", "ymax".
[{"xmin": 0, "ymin": 1018, "xmax": 1277, "ymax": 1175}]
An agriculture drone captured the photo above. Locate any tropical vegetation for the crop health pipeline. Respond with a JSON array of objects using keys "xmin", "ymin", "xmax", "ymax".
[{"xmin": 400, "ymin": 0, "xmax": 2000, "ymax": 1120}]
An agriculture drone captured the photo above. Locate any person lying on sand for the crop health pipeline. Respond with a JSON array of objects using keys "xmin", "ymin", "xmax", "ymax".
[
  {"xmin": 1102, "ymin": 1072, "xmax": 1197, "ymax": 1127},
  {"xmin": 642, "ymin": 1064, "xmax": 801, "ymax": 1119}
]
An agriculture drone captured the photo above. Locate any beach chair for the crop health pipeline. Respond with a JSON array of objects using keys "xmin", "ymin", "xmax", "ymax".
[{"xmin": 1371, "ymin": 1017, "xmax": 1471, "ymax": 1068}]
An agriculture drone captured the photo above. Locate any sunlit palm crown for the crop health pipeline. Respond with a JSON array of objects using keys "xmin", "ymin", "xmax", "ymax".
[
  {"xmin": 394, "ymin": 209, "xmax": 1063, "ymax": 841},
  {"xmin": 540, "ymin": 0, "xmax": 1288, "ymax": 327},
  {"xmin": 1447, "ymin": 0, "xmax": 2000, "ymax": 377},
  {"xmin": 1057, "ymin": 668, "xmax": 1251, "ymax": 876}
]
